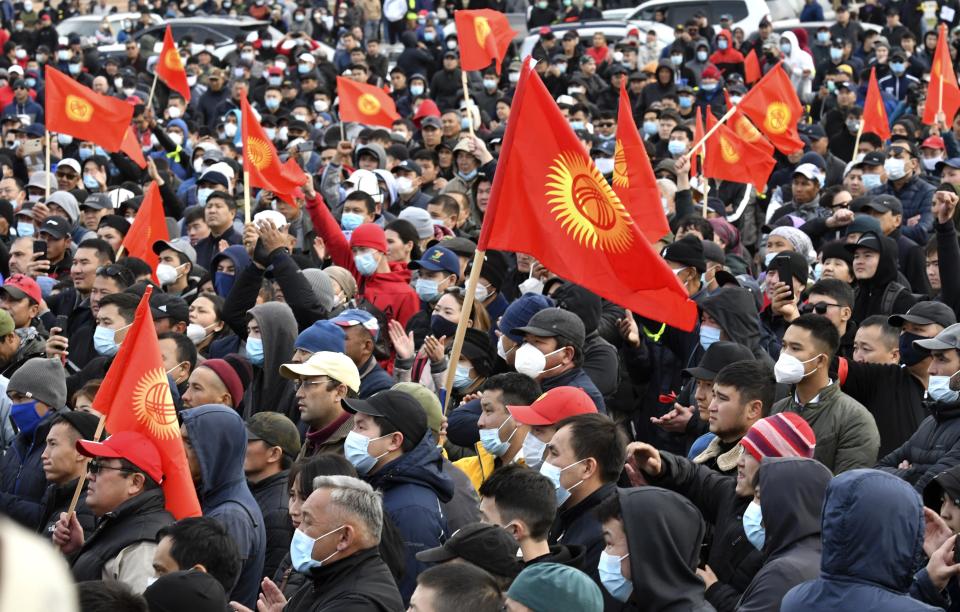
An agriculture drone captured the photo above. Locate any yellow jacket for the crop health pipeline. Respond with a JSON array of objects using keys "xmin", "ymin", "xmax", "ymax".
[{"xmin": 453, "ymin": 443, "xmax": 525, "ymax": 492}]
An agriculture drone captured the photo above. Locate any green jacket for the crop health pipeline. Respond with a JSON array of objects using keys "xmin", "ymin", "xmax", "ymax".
[{"xmin": 771, "ymin": 382, "xmax": 880, "ymax": 475}]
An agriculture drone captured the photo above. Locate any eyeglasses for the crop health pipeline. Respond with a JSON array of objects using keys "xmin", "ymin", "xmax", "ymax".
[
  {"xmin": 827, "ymin": 201, "xmax": 851, "ymax": 211},
  {"xmin": 97, "ymin": 264, "xmax": 129, "ymax": 279},
  {"xmin": 296, "ymin": 377, "xmax": 330, "ymax": 389},
  {"xmin": 596, "ymin": 122, "xmax": 615, "ymax": 128},
  {"xmin": 88, "ymin": 459, "xmax": 133, "ymax": 476},
  {"xmin": 800, "ymin": 302, "xmax": 842, "ymax": 315}
]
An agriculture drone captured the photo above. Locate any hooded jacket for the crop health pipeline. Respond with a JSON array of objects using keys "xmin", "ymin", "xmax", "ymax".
[
  {"xmin": 851, "ymin": 234, "xmax": 918, "ymax": 324},
  {"xmin": 244, "ymin": 303, "xmax": 297, "ymax": 419},
  {"xmin": 640, "ymin": 61, "xmax": 677, "ymax": 110},
  {"xmin": 620, "ymin": 487, "xmax": 715, "ymax": 611},
  {"xmin": 180, "ymin": 405, "xmax": 266, "ymax": 608},
  {"xmin": 709, "ymin": 30, "xmax": 745, "ymax": 77},
  {"xmin": 877, "ymin": 396, "xmax": 960, "ymax": 492},
  {"xmin": 735, "ymin": 458, "xmax": 832, "ymax": 612},
  {"xmin": 701, "ymin": 288, "xmax": 776, "ymax": 364},
  {"xmin": 365, "ymin": 431, "xmax": 454, "ymax": 602},
  {"xmin": 0, "ymin": 408, "xmax": 63, "ymax": 529},
  {"xmin": 781, "ymin": 469, "xmax": 941, "ymax": 612}
]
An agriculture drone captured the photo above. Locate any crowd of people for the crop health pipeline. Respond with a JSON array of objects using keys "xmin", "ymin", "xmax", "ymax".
[{"xmin": 3, "ymin": 0, "xmax": 960, "ymax": 610}]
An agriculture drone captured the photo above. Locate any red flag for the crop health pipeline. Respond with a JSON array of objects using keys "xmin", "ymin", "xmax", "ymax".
[
  {"xmin": 93, "ymin": 287, "xmax": 201, "ymax": 520},
  {"xmin": 155, "ymin": 25, "xmax": 191, "ymax": 102},
  {"xmin": 923, "ymin": 24, "xmax": 960, "ymax": 125},
  {"xmin": 738, "ymin": 63, "xmax": 804, "ymax": 154},
  {"xmin": 863, "ymin": 67, "xmax": 891, "ymax": 140},
  {"xmin": 744, "ymin": 49, "xmax": 761, "ymax": 84},
  {"xmin": 724, "ymin": 89, "xmax": 776, "ymax": 161},
  {"xmin": 477, "ymin": 60, "xmax": 697, "ymax": 331},
  {"xmin": 241, "ymin": 96, "xmax": 307, "ymax": 195},
  {"xmin": 612, "ymin": 82, "xmax": 669, "ymax": 243},
  {"xmin": 703, "ymin": 112, "xmax": 775, "ymax": 192},
  {"xmin": 120, "ymin": 127, "xmax": 147, "ymax": 168},
  {"xmin": 337, "ymin": 76, "xmax": 400, "ymax": 127},
  {"xmin": 454, "ymin": 9, "xmax": 516, "ymax": 73},
  {"xmin": 121, "ymin": 182, "xmax": 168, "ymax": 281},
  {"xmin": 691, "ymin": 106, "xmax": 704, "ymax": 177},
  {"xmin": 45, "ymin": 65, "xmax": 133, "ymax": 151}
]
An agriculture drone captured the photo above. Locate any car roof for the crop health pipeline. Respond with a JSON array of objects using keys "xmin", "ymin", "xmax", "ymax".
[{"xmin": 60, "ymin": 11, "xmax": 146, "ymax": 22}]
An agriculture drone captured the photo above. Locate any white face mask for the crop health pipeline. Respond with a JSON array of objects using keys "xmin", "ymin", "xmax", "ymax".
[
  {"xmin": 223, "ymin": 123, "xmax": 238, "ymax": 138},
  {"xmin": 513, "ymin": 344, "xmax": 564, "ymax": 379},
  {"xmin": 167, "ymin": 105, "xmax": 182, "ymax": 118},
  {"xmin": 884, "ymin": 157, "xmax": 907, "ymax": 181},
  {"xmin": 922, "ymin": 157, "xmax": 942, "ymax": 171},
  {"xmin": 395, "ymin": 176, "xmax": 414, "ymax": 195},
  {"xmin": 774, "ymin": 352, "xmax": 823, "ymax": 385}
]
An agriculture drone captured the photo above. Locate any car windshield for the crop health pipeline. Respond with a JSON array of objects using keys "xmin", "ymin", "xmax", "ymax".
[{"xmin": 56, "ymin": 19, "xmax": 101, "ymax": 38}]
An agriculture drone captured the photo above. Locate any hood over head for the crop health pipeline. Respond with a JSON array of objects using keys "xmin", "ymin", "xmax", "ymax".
[
  {"xmin": 759, "ymin": 457, "xmax": 832, "ymax": 557},
  {"xmin": 701, "ymin": 287, "xmax": 766, "ymax": 358},
  {"xmin": 180, "ymin": 404, "xmax": 248, "ymax": 502},
  {"xmin": 246, "ymin": 302, "xmax": 297, "ymax": 408}
]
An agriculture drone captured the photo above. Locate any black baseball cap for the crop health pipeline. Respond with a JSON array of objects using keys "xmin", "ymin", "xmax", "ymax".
[
  {"xmin": 925, "ymin": 464, "xmax": 960, "ymax": 509},
  {"xmin": 853, "ymin": 194, "xmax": 903, "ymax": 215},
  {"xmin": 343, "ymin": 390, "xmax": 428, "ymax": 446},
  {"xmin": 683, "ymin": 341, "xmax": 755, "ymax": 380},
  {"xmin": 844, "ymin": 231, "xmax": 882, "ymax": 254},
  {"xmin": 889, "ymin": 301, "xmax": 957, "ymax": 329},
  {"xmin": 38, "ymin": 215, "xmax": 70, "ymax": 239},
  {"xmin": 512, "ymin": 307, "xmax": 586, "ymax": 349},
  {"xmin": 149, "ymin": 293, "xmax": 189, "ymax": 324},
  {"xmin": 855, "ymin": 151, "xmax": 886, "ymax": 168},
  {"xmin": 415, "ymin": 522, "xmax": 522, "ymax": 578}
]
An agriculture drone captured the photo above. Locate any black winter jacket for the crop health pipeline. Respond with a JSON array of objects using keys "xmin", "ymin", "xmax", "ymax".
[
  {"xmin": 285, "ymin": 547, "xmax": 404, "ymax": 612},
  {"xmin": 250, "ymin": 470, "xmax": 292, "ymax": 581},
  {"xmin": 877, "ymin": 398, "xmax": 960, "ymax": 492}
]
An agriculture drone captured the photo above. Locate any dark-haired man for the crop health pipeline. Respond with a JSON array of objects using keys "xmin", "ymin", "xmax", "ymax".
[
  {"xmin": 152, "ymin": 516, "xmax": 242, "ymax": 595},
  {"xmin": 38, "ymin": 410, "xmax": 100, "ymax": 537}
]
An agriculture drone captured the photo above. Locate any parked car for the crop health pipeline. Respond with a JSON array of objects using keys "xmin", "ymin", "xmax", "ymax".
[
  {"xmin": 519, "ymin": 19, "xmax": 674, "ymax": 59},
  {"xmin": 604, "ymin": 0, "xmax": 799, "ymax": 37},
  {"xmin": 57, "ymin": 12, "xmax": 163, "ymax": 46}
]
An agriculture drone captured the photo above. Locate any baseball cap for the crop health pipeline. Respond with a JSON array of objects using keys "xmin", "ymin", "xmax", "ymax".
[
  {"xmin": 150, "ymin": 293, "xmax": 189, "ymax": 323},
  {"xmin": 77, "ymin": 431, "xmax": 164, "ymax": 483},
  {"xmin": 392, "ymin": 159, "xmax": 422, "ymax": 176},
  {"xmin": 421, "ymin": 116, "xmax": 442, "ymax": 130},
  {"xmin": 855, "ymin": 151, "xmax": 886, "ymax": 168},
  {"xmin": 937, "ymin": 157, "xmax": 960, "ymax": 172},
  {"xmin": 279, "ymin": 351, "xmax": 361, "ymax": 393},
  {"xmin": 924, "ymin": 464, "xmax": 960, "ymax": 509},
  {"xmin": 152, "ymin": 237, "xmax": 197, "ymax": 266},
  {"xmin": 853, "ymin": 194, "xmax": 903, "ymax": 215},
  {"xmin": 914, "ymin": 322, "xmax": 960, "ymax": 351},
  {"xmin": 415, "ymin": 522, "xmax": 522, "ymax": 578},
  {"xmin": 80, "ymin": 193, "xmax": 114, "ymax": 211},
  {"xmin": 889, "ymin": 301, "xmax": 957, "ymax": 329},
  {"xmin": 408, "ymin": 245, "xmax": 459, "ymax": 276},
  {"xmin": 246, "ymin": 412, "xmax": 301, "ymax": 458},
  {"xmin": 342, "ymin": 390, "xmax": 428, "ymax": 445},
  {"xmin": 56, "ymin": 158, "xmax": 81, "ymax": 176},
  {"xmin": 330, "ymin": 309, "xmax": 380, "ymax": 342},
  {"xmin": 438, "ymin": 237, "xmax": 477, "ymax": 258},
  {"xmin": 683, "ymin": 341, "xmax": 756, "ymax": 380},
  {"xmin": 512, "ymin": 307, "xmax": 586, "ymax": 349},
  {"xmin": 508, "ymin": 387, "xmax": 597, "ymax": 426},
  {"xmin": 844, "ymin": 231, "xmax": 882, "ymax": 254},
  {"xmin": 294, "ymin": 320, "xmax": 346, "ymax": 355},
  {"xmin": 38, "ymin": 215, "xmax": 70, "ymax": 239},
  {"xmin": 793, "ymin": 162, "xmax": 823, "ymax": 182},
  {"xmin": 922, "ymin": 135, "xmax": 946, "ymax": 150},
  {"xmin": 1, "ymin": 273, "xmax": 41, "ymax": 304}
]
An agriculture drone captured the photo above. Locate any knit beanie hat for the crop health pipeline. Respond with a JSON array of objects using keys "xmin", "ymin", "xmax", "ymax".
[
  {"xmin": 740, "ymin": 413, "xmax": 816, "ymax": 461},
  {"xmin": 200, "ymin": 354, "xmax": 253, "ymax": 409},
  {"xmin": 349, "ymin": 223, "xmax": 388, "ymax": 253},
  {"xmin": 8, "ymin": 357, "xmax": 66, "ymax": 409},
  {"xmin": 301, "ymin": 268, "xmax": 336, "ymax": 312},
  {"xmin": 323, "ymin": 266, "xmax": 358, "ymax": 300}
]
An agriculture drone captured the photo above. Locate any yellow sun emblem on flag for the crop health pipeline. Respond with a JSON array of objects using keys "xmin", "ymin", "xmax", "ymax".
[
  {"xmin": 734, "ymin": 116, "xmax": 761, "ymax": 143},
  {"xmin": 763, "ymin": 101, "xmax": 792, "ymax": 135},
  {"xmin": 358, "ymin": 93, "xmax": 382, "ymax": 115},
  {"xmin": 612, "ymin": 139, "xmax": 629, "ymax": 188},
  {"xmin": 246, "ymin": 136, "xmax": 273, "ymax": 170},
  {"xmin": 546, "ymin": 151, "xmax": 634, "ymax": 253},
  {"xmin": 474, "ymin": 16, "xmax": 491, "ymax": 47},
  {"xmin": 132, "ymin": 367, "xmax": 178, "ymax": 440},
  {"xmin": 164, "ymin": 48, "xmax": 183, "ymax": 71},
  {"xmin": 65, "ymin": 95, "xmax": 93, "ymax": 122},
  {"xmin": 719, "ymin": 135, "xmax": 740, "ymax": 163}
]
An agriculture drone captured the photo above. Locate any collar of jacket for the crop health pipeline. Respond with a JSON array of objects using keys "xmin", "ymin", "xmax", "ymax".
[
  {"xmin": 693, "ymin": 437, "xmax": 743, "ymax": 472},
  {"xmin": 787, "ymin": 380, "xmax": 840, "ymax": 410}
]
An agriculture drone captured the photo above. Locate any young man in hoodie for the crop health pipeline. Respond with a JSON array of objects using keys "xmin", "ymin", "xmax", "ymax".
[{"xmin": 180, "ymin": 404, "xmax": 266, "ymax": 609}]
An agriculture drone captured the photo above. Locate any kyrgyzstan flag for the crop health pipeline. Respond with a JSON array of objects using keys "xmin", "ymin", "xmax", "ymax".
[
  {"xmin": 744, "ymin": 49, "xmax": 761, "ymax": 84},
  {"xmin": 862, "ymin": 67, "xmax": 891, "ymax": 140},
  {"xmin": 454, "ymin": 9, "xmax": 516, "ymax": 73},
  {"xmin": 738, "ymin": 62, "xmax": 804, "ymax": 154},
  {"xmin": 241, "ymin": 96, "xmax": 307, "ymax": 195},
  {"xmin": 612, "ymin": 82, "xmax": 668, "ymax": 243},
  {"xmin": 923, "ymin": 23, "xmax": 960, "ymax": 125},
  {"xmin": 703, "ymin": 111, "xmax": 775, "ymax": 192},
  {"xmin": 45, "ymin": 65, "xmax": 133, "ymax": 151},
  {"xmin": 155, "ymin": 25, "xmax": 191, "ymax": 102},
  {"xmin": 724, "ymin": 89, "xmax": 775, "ymax": 161},
  {"xmin": 121, "ymin": 182, "xmax": 168, "ymax": 281},
  {"xmin": 120, "ymin": 127, "xmax": 147, "ymax": 168},
  {"xmin": 92, "ymin": 286, "xmax": 201, "ymax": 519},
  {"xmin": 477, "ymin": 60, "xmax": 697, "ymax": 331},
  {"xmin": 337, "ymin": 76, "xmax": 400, "ymax": 127}
]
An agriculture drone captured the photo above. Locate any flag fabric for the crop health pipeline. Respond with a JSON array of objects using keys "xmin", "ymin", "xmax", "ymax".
[
  {"xmin": 744, "ymin": 49, "xmax": 761, "ymax": 84},
  {"xmin": 119, "ymin": 127, "xmax": 147, "ymax": 168},
  {"xmin": 241, "ymin": 96, "xmax": 307, "ymax": 196},
  {"xmin": 738, "ymin": 63, "xmax": 804, "ymax": 154},
  {"xmin": 121, "ymin": 182, "xmax": 168, "ymax": 280},
  {"xmin": 94, "ymin": 286, "xmax": 201, "ymax": 520},
  {"xmin": 612, "ymin": 82, "xmax": 670, "ymax": 243},
  {"xmin": 724, "ymin": 89, "xmax": 776, "ymax": 161},
  {"xmin": 862, "ymin": 67, "xmax": 891, "ymax": 140},
  {"xmin": 703, "ymin": 112, "xmax": 776, "ymax": 192},
  {"xmin": 477, "ymin": 60, "xmax": 697, "ymax": 331},
  {"xmin": 923, "ymin": 24, "xmax": 960, "ymax": 125},
  {"xmin": 454, "ymin": 9, "xmax": 516, "ymax": 73},
  {"xmin": 155, "ymin": 25, "xmax": 191, "ymax": 102},
  {"xmin": 45, "ymin": 66, "xmax": 133, "ymax": 151},
  {"xmin": 337, "ymin": 76, "xmax": 400, "ymax": 127}
]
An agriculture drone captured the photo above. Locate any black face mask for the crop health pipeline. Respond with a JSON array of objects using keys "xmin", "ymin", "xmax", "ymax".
[
  {"xmin": 430, "ymin": 314, "xmax": 458, "ymax": 339},
  {"xmin": 899, "ymin": 331, "xmax": 928, "ymax": 367}
]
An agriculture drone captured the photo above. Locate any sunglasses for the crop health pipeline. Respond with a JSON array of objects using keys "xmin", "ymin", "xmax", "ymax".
[
  {"xmin": 55, "ymin": 171, "xmax": 78, "ymax": 180},
  {"xmin": 97, "ymin": 264, "xmax": 129, "ymax": 279},
  {"xmin": 88, "ymin": 459, "xmax": 133, "ymax": 476},
  {"xmin": 800, "ymin": 302, "xmax": 842, "ymax": 315}
]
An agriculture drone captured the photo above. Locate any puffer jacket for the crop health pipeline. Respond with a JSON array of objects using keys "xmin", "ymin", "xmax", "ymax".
[
  {"xmin": 781, "ymin": 469, "xmax": 942, "ymax": 612},
  {"xmin": 0, "ymin": 409, "xmax": 63, "ymax": 529},
  {"xmin": 877, "ymin": 397, "xmax": 960, "ymax": 492}
]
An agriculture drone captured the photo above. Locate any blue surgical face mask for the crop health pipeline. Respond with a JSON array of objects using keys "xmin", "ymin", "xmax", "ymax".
[
  {"xmin": 483, "ymin": 78, "xmax": 498, "ymax": 90},
  {"xmin": 410, "ymin": 84, "xmax": 425, "ymax": 96},
  {"xmin": 16, "ymin": 220, "xmax": 34, "ymax": 237},
  {"xmin": 268, "ymin": 75, "xmax": 282, "ymax": 86},
  {"xmin": 696, "ymin": 50, "xmax": 708, "ymax": 62},
  {"xmin": 354, "ymin": 252, "xmax": 379, "ymax": 276},
  {"xmin": 780, "ymin": 43, "xmax": 792, "ymax": 55},
  {"xmin": 341, "ymin": 212, "xmax": 364, "ymax": 231},
  {"xmin": 599, "ymin": 550, "xmax": 633, "ymax": 602},
  {"xmin": 245, "ymin": 337, "xmax": 265, "ymax": 366},
  {"xmin": 521, "ymin": 432, "xmax": 547, "ymax": 469},
  {"xmin": 289, "ymin": 525, "xmax": 345, "ymax": 573},
  {"xmin": 460, "ymin": 116, "xmax": 471, "ymax": 130},
  {"xmin": 717, "ymin": 39, "xmax": 728, "ymax": 50},
  {"xmin": 742, "ymin": 499, "xmax": 765, "ymax": 551},
  {"xmin": 197, "ymin": 187, "xmax": 213, "ymax": 206},
  {"xmin": 416, "ymin": 278, "xmax": 440, "ymax": 302},
  {"xmin": 928, "ymin": 371, "xmax": 960, "ymax": 403},
  {"xmin": 479, "ymin": 416, "xmax": 517, "ymax": 456},
  {"xmin": 10, "ymin": 399, "xmax": 42, "ymax": 436},
  {"xmin": 424, "ymin": 32, "xmax": 435, "ymax": 43},
  {"xmin": 58, "ymin": 133, "xmax": 73, "ymax": 146},
  {"xmin": 668, "ymin": 139, "xmax": 686, "ymax": 155},
  {"xmin": 298, "ymin": 63, "xmax": 311, "ymax": 75},
  {"xmin": 670, "ymin": 54, "xmax": 683, "ymax": 66},
  {"xmin": 861, "ymin": 173, "xmax": 883, "ymax": 191},
  {"xmin": 890, "ymin": 62, "xmax": 906, "ymax": 74},
  {"xmin": 643, "ymin": 120, "xmax": 658, "ymax": 136},
  {"xmin": 830, "ymin": 47, "xmax": 843, "ymax": 62},
  {"xmin": 25, "ymin": 77, "xmax": 36, "ymax": 88},
  {"xmin": 82, "ymin": 174, "xmax": 99, "ymax": 190},
  {"xmin": 458, "ymin": 168, "xmax": 478, "ymax": 182},
  {"xmin": 214, "ymin": 271, "xmax": 235, "ymax": 296},
  {"xmin": 93, "ymin": 325, "xmax": 122, "ymax": 356},
  {"xmin": 265, "ymin": 97, "xmax": 280, "ymax": 110},
  {"xmin": 570, "ymin": 120, "xmax": 585, "ymax": 131},
  {"xmin": 453, "ymin": 363, "xmax": 475, "ymax": 391},
  {"xmin": 540, "ymin": 458, "xmax": 586, "ymax": 506},
  {"xmin": 78, "ymin": 147, "xmax": 94, "ymax": 161},
  {"xmin": 344, "ymin": 430, "xmax": 390, "ymax": 474},
  {"xmin": 817, "ymin": 31, "xmax": 829, "ymax": 44},
  {"xmin": 701, "ymin": 82, "xmax": 717, "ymax": 92},
  {"xmin": 700, "ymin": 324, "xmax": 721, "ymax": 350},
  {"xmin": 678, "ymin": 96, "xmax": 693, "ymax": 110}
]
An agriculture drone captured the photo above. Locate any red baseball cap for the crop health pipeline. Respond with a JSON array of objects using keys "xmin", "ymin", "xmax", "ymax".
[
  {"xmin": 922, "ymin": 135, "xmax": 946, "ymax": 150},
  {"xmin": 77, "ymin": 431, "xmax": 164, "ymax": 484},
  {"xmin": 508, "ymin": 387, "xmax": 597, "ymax": 426},
  {"xmin": 2, "ymin": 274, "xmax": 41, "ymax": 304}
]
